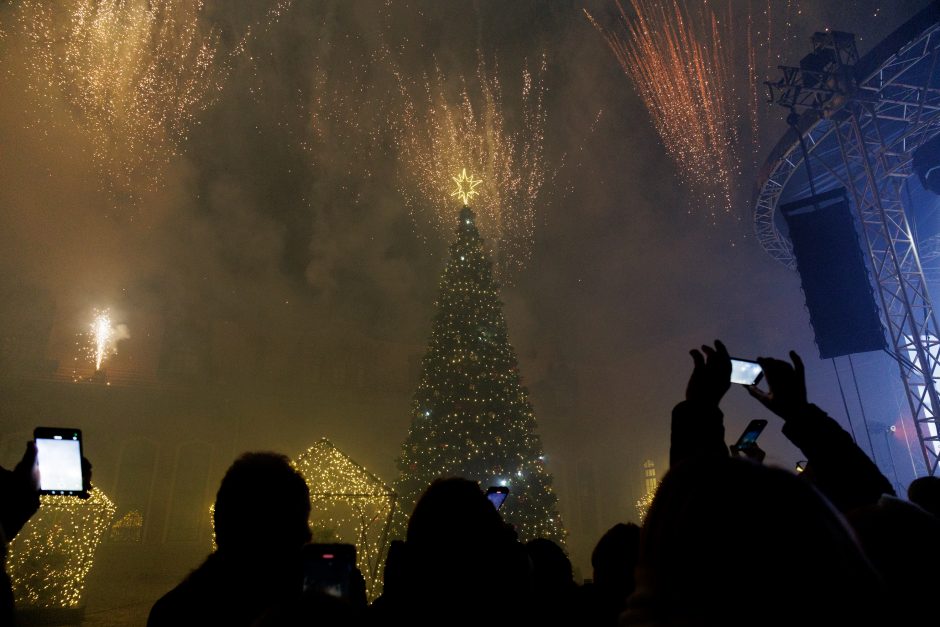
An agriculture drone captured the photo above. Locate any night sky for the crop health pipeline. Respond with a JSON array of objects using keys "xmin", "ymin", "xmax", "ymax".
[{"xmin": 0, "ymin": 0, "xmax": 935, "ymax": 580}]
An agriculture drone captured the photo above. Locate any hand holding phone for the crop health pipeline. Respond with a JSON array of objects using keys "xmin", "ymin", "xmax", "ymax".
[
  {"xmin": 745, "ymin": 352, "xmax": 809, "ymax": 422},
  {"xmin": 730, "ymin": 358, "xmax": 764, "ymax": 386},
  {"xmin": 486, "ymin": 485, "xmax": 509, "ymax": 510},
  {"xmin": 686, "ymin": 340, "xmax": 732, "ymax": 407},
  {"xmin": 33, "ymin": 427, "xmax": 88, "ymax": 497},
  {"xmin": 731, "ymin": 419, "xmax": 768, "ymax": 454},
  {"xmin": 302, "ymin": 543, "xmax": 357, "ymax": 599}
]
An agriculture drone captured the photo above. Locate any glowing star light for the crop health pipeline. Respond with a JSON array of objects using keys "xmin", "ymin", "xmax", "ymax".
[{"xmin": 451, "ymin": 169, "xmax": 482, "ymax": 206}]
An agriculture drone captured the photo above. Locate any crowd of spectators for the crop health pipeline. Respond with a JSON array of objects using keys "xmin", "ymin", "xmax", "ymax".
[{"xmin": 3, "ymin": 340, "xmax": 940, "ymax": 625}]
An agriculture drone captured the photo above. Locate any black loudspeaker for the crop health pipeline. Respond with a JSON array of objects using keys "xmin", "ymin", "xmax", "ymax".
[{"xmin": 781, "ymin": 188, "xmax": 886, "ymax": 359}]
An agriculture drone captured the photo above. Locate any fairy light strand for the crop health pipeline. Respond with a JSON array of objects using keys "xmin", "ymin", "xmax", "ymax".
[{"xmin": 7, "ymin": 487, "xmax": 116, "ymax": 609}]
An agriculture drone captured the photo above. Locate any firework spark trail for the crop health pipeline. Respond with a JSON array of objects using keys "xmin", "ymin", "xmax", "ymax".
[
  {"xmin": 92, "ymin": 311, "xmax": 113, "ymax": 371},
  {"xmin": 586, "ymin": 0, "xmax": 842, "ymax": 218},
  {"xmin": 8, "ymin": 0, "xmax": 292, "ymax": 201},
  {"xmin": 86, "ymin": 308, "xmax": 128, "ymax": 371},
  {"xmin": 587, "ymin": 0, "xmax": 751, "ymax": 216},
  {"xmin": 392, "ymin": 54, "xmax": 549, "ymax": 278}
]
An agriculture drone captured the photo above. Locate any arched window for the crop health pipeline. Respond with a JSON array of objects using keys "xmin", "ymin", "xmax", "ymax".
[
  {"xmin": 110, "ymin": 439, "xmax": 158, "ymax": 542},
  {"xmin": 164, "ymin": 441, "xmax": 212, "ymax": 542}
]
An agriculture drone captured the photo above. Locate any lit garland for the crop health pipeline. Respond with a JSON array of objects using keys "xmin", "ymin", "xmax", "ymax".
[
  {"xmin": 108, "ymin": 509, "xmax": 143, "ymax": 543},
  {"xmin": 635, "ymin": 459, "xmax": 659, "ymax": 523},
  {"xmin": 635, "ymin": 489, "xmax": 657, "ymax": 523},
  {"xmin": 6, "ymin": 487, "xmax": 115, "ymax": 609},
  {"xmin": 393, "ymin": 206, "xmax": 566, "ymax": 546},
  {"xmin": 295, "ymin": 440, "xmax": 396, "ymax": 602}
]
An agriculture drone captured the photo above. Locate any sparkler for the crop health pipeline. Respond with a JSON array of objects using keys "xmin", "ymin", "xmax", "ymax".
[
  {"xmin": 86, "ymin": 308, "xmax": 127, "ymax": 372},
  {"xmin": 393, "ymin": 55, "xmax": 550, "ymax": 278},
  {"xmin": 92, "ymin": 312, "xmax": 112, "ymax": 371},
  {"xmin": 7, "ymin": 487, "xmax": 115, "ymax": 609}
]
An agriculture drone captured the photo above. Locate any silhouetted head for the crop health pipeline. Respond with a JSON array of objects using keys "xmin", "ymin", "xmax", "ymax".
[
  {"xmin": 627, "ymin": 457, "xmax": 885, "ymax": 626},
  {"xmin": 849, "ymin": 494, "xmax": 940, "ymax": 623},
  {"xmin": 405, "ymin": 477, "xmax": 522, "ymax": 606},
  {"xmin": 907, "ymin": 475, "xmax": 940, "ymax": 519},
  {"xmin": 381, "ymin": 539, "xmax": 408, "ymax": 596},
  {"xmin": 407, "ymin": 477, "xmax": 512, "ymax": 553},
  {"xmin": 525, "ymin": 538, "xmax": 574, "ymax": 595},
  {"xmin": 213, "ymin": 452, "xmax": 311, "ymax": 557},
  {"xmin": 591, "ymin": 522, "xmax": 640, "ymax": 593}
]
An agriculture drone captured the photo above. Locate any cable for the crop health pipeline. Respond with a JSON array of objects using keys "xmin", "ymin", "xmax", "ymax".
[
  {"xmin": 847, "ymin": 354, "xmax": 877, "ymax": 458},
  {"xmin": 831, "ymin": 357, "xmax": 857, "ymax": 443}
]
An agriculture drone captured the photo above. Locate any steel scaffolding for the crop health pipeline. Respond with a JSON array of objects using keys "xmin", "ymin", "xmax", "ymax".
[{"xmin": 758, "ymin": 2, "xmax": 940, "ymax": 476}]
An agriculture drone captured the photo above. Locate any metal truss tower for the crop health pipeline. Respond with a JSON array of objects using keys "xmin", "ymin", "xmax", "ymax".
[{"xmin": 758, "ymin": 3, "xmax": 940, "ymax": 476}]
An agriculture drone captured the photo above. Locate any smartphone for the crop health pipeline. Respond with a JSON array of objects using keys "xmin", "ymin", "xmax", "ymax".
[
  {"xmin": 34, "ymin": 427, "xmax": 86, "ymax": 496},
  {"xmin": 730, "ymin": 358, "xmax": 764, "ymax": 385},
  {"xmin": 302, "ymin": 543, "xmax": 356, "ymax": 599},
  {"xmin": 731, "ymin": 419, "xmax": 768, "ymax": 452},
  {"xmin": 486, "ymin": 485, "xmax": 509, "ymax": 510}
]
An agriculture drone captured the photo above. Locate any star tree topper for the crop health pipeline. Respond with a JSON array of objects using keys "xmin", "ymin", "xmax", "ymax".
[{"xmin": 451, "ymin": 168, "xmax": 482, "ymax": 206}]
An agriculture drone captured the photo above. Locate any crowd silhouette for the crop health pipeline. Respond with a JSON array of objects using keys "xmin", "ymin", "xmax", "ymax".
[{"xmin": 3, "ymin": 340, "xmax": 940, "ymax": 625}]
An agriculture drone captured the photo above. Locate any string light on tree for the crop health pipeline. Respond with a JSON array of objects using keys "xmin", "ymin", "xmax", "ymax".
[
  {"xmin": 392, "ymin": 200, "xmax": 565, "ymax": 546},
  {"xmin": 6, "ymin": 488, "xmax": 115, "ymax": 609}
]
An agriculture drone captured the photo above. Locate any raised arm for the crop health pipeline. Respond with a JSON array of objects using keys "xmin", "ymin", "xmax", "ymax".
[
  {"xmin": 747, "ymin": 351, "xmax": 894, "ymax": 512},
  {"xmin": 670, "ymin": 340, "xmax": 732, "ymax": 467}
]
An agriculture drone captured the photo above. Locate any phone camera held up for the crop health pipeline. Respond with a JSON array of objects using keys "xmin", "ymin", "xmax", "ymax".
[
  {"xmin": 302, "ymin": 543, "xmax": 357, "ymax": 600},
  {"xmin": 33, "ymin": 427, "xmax": 88, "ymax": 498},
  {"xmin": 729, "ymin": 358, "xmax": 764, "ymax": 386},
  {"xmin": 486, "ymin": 485, "xmax": 510, "ymax": 511},
  {"xmin": 731, "ymin": 419, "xmax": 769, "ymax": 454}
]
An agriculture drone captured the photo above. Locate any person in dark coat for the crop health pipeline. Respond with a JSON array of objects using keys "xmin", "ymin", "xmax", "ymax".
[
  {"xmin": 669, "ymin": 340, "xmax": 895, "ymax": 513},
  {"xmin": 148, "ymin": 452, "xmax": 312, "ymax": 627},
  {"xmin": 1, "ymin": 442, "xmax": 41, "ymax": 625}
]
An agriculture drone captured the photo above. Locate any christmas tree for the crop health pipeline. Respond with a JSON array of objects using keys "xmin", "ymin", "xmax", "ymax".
[{"xmin": 393, "ymin": 172, "xmax": 565, "ymax": 545}]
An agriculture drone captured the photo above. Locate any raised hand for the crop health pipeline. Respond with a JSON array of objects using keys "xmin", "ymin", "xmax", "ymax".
[
  {"xmin": 747, "ymin": 351, "xmax": 808, "ymax": 421},
  {"xmin": 13, "ymin": 441, "xmax": 39, "ymax": 493},
  {"xmin": 685, "ymin": 340, "xmax": 732, "ymax": 408},
  {"xmin": 731, "ymin": 441, "xmax": 767, "ymax": 464},
  {"xmin": 81, "ymin": 455, "xmax": 93, "ymax": 498}
]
